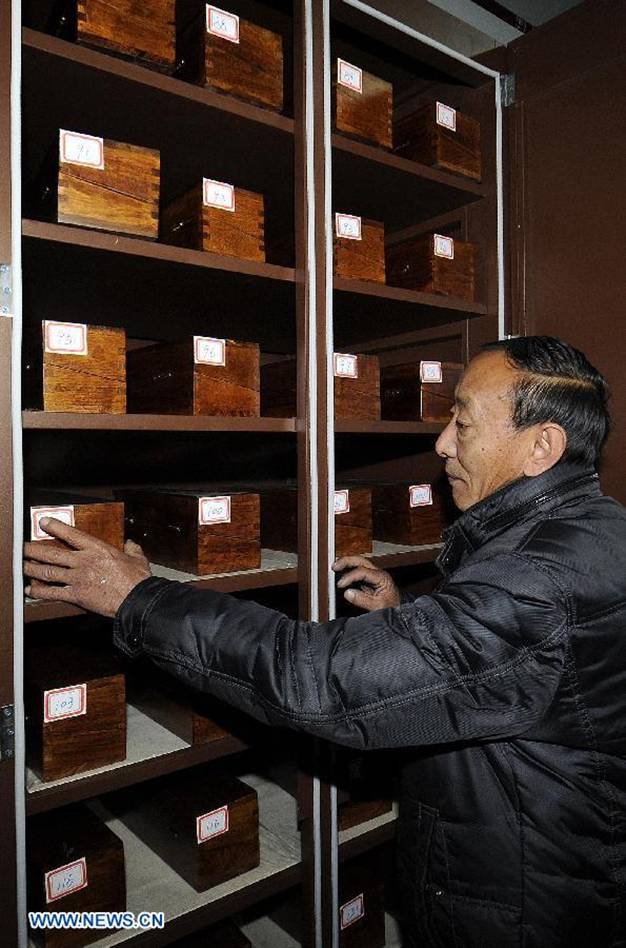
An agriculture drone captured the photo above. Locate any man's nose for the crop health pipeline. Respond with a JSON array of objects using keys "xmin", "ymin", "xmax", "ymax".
[{"xmin": 435, "ymin": 419, "xmax": 457, "ymax": 459}]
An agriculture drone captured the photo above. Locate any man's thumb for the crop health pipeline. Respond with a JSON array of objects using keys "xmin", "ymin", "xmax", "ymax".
[
  {"xmin": 344, "ymin": 587, "xmax": 377, "ymax": 612},
  {"xmin": 124, "ymin": 539, "xmax": 145, "ymax": 559}
]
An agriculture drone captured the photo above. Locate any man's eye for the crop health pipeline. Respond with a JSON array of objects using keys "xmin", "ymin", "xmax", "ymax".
[{"xmin": 455, "ymin": 420, "xmax": 469, "ymax": 431}]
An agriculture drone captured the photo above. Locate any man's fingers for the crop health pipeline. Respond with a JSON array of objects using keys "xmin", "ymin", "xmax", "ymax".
[
  {"xmin": 344, "ymin": 587, "xmax": 379, "ymax": 611},
  {"xmin": 332, "ymin": 555, "xmax": 376, "ymax": 572},
  {"xmin": 24, "ymin": 560, "xmax": 72, "ymax": 585},
  {"xmin": 23, "ymin": 540, "xmax": 78, "ymax": 566},
  {"xmin": 25, "ymin": 579, "xmax": 72, "ymax": 602},
  {"xmin": 124, "ymin": 539, "xmax": 146, "ymax": 559},
  {"xmin": 35, "ymin": 517, "xmax": 96, "ymax": 550},
  {"xmin": 336, "ymin": 566, "xmax": 382, "ymax": 589}
]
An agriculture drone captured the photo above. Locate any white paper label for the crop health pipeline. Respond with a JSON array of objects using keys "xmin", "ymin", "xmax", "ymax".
[
  {"xmin": 337, "ymin": 59, "xmax": 363, "ymax": 93},
  {"xmin": 30, "ymin": 505, "xmax": 75, "ymax": 541},
  {"xmin": 340, "ymin": 894, "xmax": 365, "ymax": 929},
  {"xmin": 45, "ymin": 858, "xmax": 88, "ymax": 903},
  {"xmin": 44, "ymin": 684, "xmax": 87, "ymax": 723},
  {"xmin": 203, "ymin": 178, "xmax": 235, "ymax": 212},
  {"xmin": 433, "ymin": 234, "xmax": 454, "ymax": 259},
  {"xmin": 334, "ymin": 490, "xmax": 350, "ymax": 515},
  {"xmin": 420, "ymin": 361, "xmax": 443, "ymax": 383},
  {"xmin": 206, "ymin": 5, "xmax": 239, "ymax": 42},
  {"xmin": 194, "ymin": 336, "xmax": 226, "ymax": 366},
  {"xmin": 198, "ymin": 495, "xmax": 231, "ymax": 525},
  {"xmin": 197, "ymin": 805, "xmax": 229, "ymax": 843},
  {"xmin": 334, "ymin": 353, "xmax": 358, "ymax": 379},
  {"xmin": 44, "ymin": 321, "xmax": 88, "ymax": 356},
  {"xmin": 335, "ymin": 213, "xmax": 362, "ymax": 240},
  {"xmin": 436, "ymin": 102, "xmax": 457, "ymax": 131},
  {"xmin": 409, "ymin": 484, "xmax": 433, "ymax": 507},
  {"xmin": 59, "ymin": 130, "xmax": 104, "ymax": 170}
]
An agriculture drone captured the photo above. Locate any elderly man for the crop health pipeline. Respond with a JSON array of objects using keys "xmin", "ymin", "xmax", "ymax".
[{"xmin": 24, "ymin": 336, "xmax": 626, "ymax": 948}]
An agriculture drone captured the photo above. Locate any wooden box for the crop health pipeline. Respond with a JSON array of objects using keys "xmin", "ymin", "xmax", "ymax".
[
  {"xmin": 339, "ymin": 853, "xmax": 386, "ymax": 948},
  {"xmin": 108, "ymin": 773, "xmax": 260, "ymax": 892},
  {"xmin": 48, "ymin": 129, "xmax": 160, "ymax": 238},
  {"xmin": 161, "ymin": 180, "xmax": 265, "ymax": 262},
  {"xmin": 372, "ymin": 482, "xmax": 451, "ymax": 547},
  {"xmin": 337, "ymin": 753, "xmax": 393, "ymax": 832},
  {"xmin": 261, "ymin": 353, "xmax": 380, "ymax": 420},
  {"xmin": 25, "ymin": 644, "xmax": 126, "ymax": 782},
  {"xmin": 23, "ymin": 321, "xmax": 126, "ymax": 414},
  {"xmin": 28, "ymin": 804, "xmax": 125, "ymax": 948},
  {"xmin": 386, "ymin": 232, "xmax": 476, "ymax": 301},
  {"xmin": 121, "ymin": 488, "xmax": 261, "ymax": 575},
  {"xmin": 394, "ymin": 101, "xmax": 481, "ymax": 180},
  {"xmin": 127, "ymin": 337, "xmax": 260, "ymax": 416},
  {"xmin": 50, "ymin": 0, "xmax": 176, "ymax": 73},
  {"xmin": 333, "ymin": 59, "xmax": 393, "ymax": 150},
  {"xmin": 260, "ymin": 486, "xmax": 372, "ymax": 558},
  {"xmin": 333, "ymin": 352, "xmax": 381, "ymax": 421},
  {"xmin": 129, "ymin": 670, "xmax": 231, "ymax": 746},
  {"xmin": 381, "ymin": 360, "xmax": 463, "ymax": 422},
  {"xmin": 334, "ymin": 214, "xmax": 385, "ymax": 284},
  {"xmin": 176, "ymin": 4, "xmax": 283, "ymax": 111},
  {"xmin": 28, "ymin": 493, "xmax": 125, "ymax": 550}
]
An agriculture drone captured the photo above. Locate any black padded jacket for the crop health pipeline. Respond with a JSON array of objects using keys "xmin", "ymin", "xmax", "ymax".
[{"xmin": 114, "ymin": 462, "xmax": 626, "ymax": 947}]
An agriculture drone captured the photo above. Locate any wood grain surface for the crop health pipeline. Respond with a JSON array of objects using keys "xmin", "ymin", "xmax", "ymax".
[
  {"xmin": 386, "ymin": 234, "xmax": 475, "ymax": 301},
  {"xmin": 334, "ymin": 354, "xmax": 381, "ymax": 421},
  {"xmin": 334, "ymin": 218, "xmax": 386, "ymax": 284},
  {"xmin": 127, "ymin": 338, "xmax": 260, "ymax": 416},
  {"xmin": 381, "ymin": 361, "xmax": 463, "ymax": 422},
  {"xmin": 372, "ymin": 482, "xmax": 452, "ymax": 547},
  {"xmin": 395, "ymin": 102, "xmax": 482, "ymax": 181},
  {"xmin": 58, "ymin": 137, "xmax": 160, "ymax": 239},
  {"xmin": 74, "ymin": 0, "xmax": 176, "ymax": 72},
  {"xmin": 334, "ymin": 66, "xmax": 393, "ymax": 150}
]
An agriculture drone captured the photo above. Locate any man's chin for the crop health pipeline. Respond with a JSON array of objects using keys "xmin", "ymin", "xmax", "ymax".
[{"xmin": 448, "ymin": 478, "xmax": 472, "ymax": 511}]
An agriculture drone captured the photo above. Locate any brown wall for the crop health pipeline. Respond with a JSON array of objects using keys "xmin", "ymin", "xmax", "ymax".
[{"xmin": 507, "ymin": 0, "xmax": 626, "ymax": 502}]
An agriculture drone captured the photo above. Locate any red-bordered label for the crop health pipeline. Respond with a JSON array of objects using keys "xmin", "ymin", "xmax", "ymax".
[
  {"xmin": 337, "ymin": 59, "xmax": 363, "ymax": 93},
  {"xmin": 203, "ymin": 178, "xmax": 236, "ymax": 212},
  {"xmin": 196, "ymin": 805, "xmax": 229, "ymax": 843},
  {"xmin": 334, "ymin": 490, "xmax": 350, "ymax": 515},
  {"xmin": 335, "ymin": 213, "xmax": 362, "ymax": 240},
  {"xmin": 45, "ymin": 858, "xmax": 88, "ymax": 903},
  {"xmin": 433, "ymin": 234, "xmax": 454, "ymax": 259},
  {"xmin": 333, "ymin": 353, "xmax": 358, "ymax": 378},
  {"xmin": 420, "ymin": 361, "xmax": 443, "ymax": 383},
  {"xmin": 206, "ymin": 5, "xmax": 240, "ymax": 42},
  {"xmin": 30, "ymin": 505, "xmax": 75, "ymax": 541},
  {"xmin": 194, "ymin": 336, "xmax": 226, "ymax": 366},
  {"xmin": 436, "ymin": 102, "xmax": 457, "ymax": 131},
  {"xmin": 409, "ymin": 484, "xmax": 433, "ymax": 507},
  {"xmin": 44, "ymin": 683, "xmax": 87, "ymax": 723},
  {"xmin": 44, "ymin": 321, "xmax": 88, "ymax": 356},
  {"xmin": 198, "ymin": 495, "xmax": 231, "ymax": 525},
  {"xmin": 340, "ymin": 893, "xmax": 365, "ymax": 929},
  {"xmin": 59, "ymin": 130, "xmax": 104, "ymax": 170}
]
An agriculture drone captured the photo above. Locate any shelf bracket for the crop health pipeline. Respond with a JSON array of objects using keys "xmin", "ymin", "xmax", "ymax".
[
  {"xmin": 0, "ymin": 705, "xmax": 15, "ymax": 762},
  {"xmin": 500, "ymin": 73, "xmax": 516, "ymax": 108},
  {"xmin": 0, "ymin": 263, "xmax": 13, "ymax": 317}
]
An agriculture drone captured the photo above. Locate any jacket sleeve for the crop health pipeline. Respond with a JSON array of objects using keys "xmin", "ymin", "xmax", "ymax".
[{"xmin": 113, "ymin": 552, "xmax": 571, "ymax": 750}]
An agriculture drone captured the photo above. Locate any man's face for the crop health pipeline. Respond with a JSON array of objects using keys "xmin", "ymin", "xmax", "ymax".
[{"xmin": 435, "ymin": 350, "xmax": 536, "ymax": 511}]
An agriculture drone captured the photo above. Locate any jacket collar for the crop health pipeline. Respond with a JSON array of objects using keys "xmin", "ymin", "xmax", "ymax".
[{"xmin": 437, "ymin": 462, "xmax": 601, "ymax": 576}]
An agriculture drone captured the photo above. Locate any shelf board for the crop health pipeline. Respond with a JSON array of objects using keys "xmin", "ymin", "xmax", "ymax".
[
  {"xmin": 371, "ymin": 540, "xmax": 442, "ymax": 569},
  {"xmin": 22, "ymin": 29, "xmax": 295, "ymax": 137},
  {"xmin": 333, "ymin": 279, "xmax": 487, "ymax": 346},
  {"xmin": 335, "ymin": 419, "xmax": 444, "ymax": 435},
  {"xmin": 83, "ymin": 775, "xmax": 301, "ymax": 945},
  {"xmin": 23, "ymin": 413, "xmax": 297, "ymax": 433},
  {"xmin": 25, "ymin": 550, "xmax": 299, "ymax": 623},
  {"xmin": 338, "ymin": 803, "xmax": 398, "ymax": 863},
  {"xmin": 333, "ymin": 134, "xmax": 485, "ymax": 230},
  {"xmin": 22, "ymin": 220, "xmax": 295, "ymax": 284},
  {"xmin": 26, "ymin": 704, "xmax": 248, "ymax": 816}
]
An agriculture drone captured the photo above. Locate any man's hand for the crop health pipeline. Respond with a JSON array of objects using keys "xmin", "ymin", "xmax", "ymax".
[
  {"xmin": 332, "ymin": 556, "xmax": 401, "ymax": 612},
  {"xmin": 24, "ymin": 517, "xmax": 152, "ymax": 618}
]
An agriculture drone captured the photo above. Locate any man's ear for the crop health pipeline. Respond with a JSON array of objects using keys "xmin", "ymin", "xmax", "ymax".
[{"xmin": 523, "ymin": 423, "xmax": 567, "ymax": 477}]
